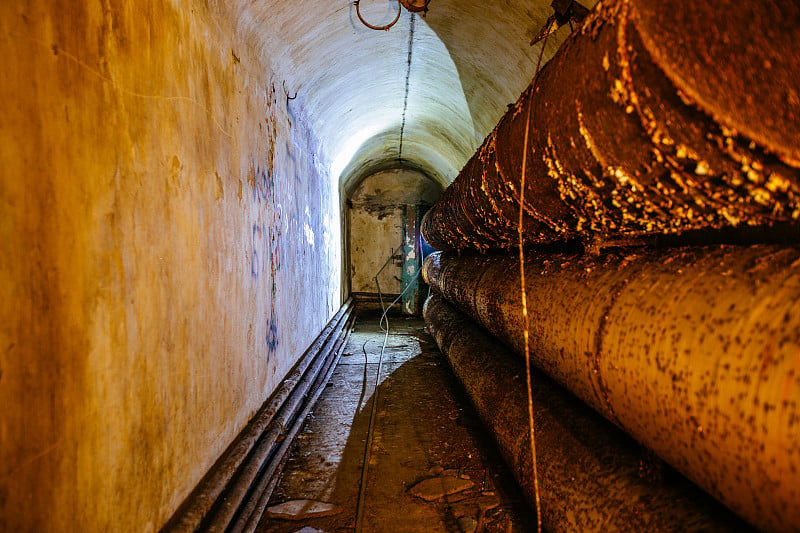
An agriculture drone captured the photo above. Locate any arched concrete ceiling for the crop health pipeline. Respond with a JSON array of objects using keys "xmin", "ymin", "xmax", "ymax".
[{"xmin": 226, "ymin": 0, "xmax": 596, "ymax": 190}]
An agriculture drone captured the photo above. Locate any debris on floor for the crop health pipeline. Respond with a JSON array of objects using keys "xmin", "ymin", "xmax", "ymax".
[
  {"xmin": 456, "ymin": 515, "xmax": 478, "ymax": 533},
  {"xmin": 266, "ymin": 500, "xmax": 340, "ymax": 520},
  {"xmin": 409, "ymin": 475, "xmax": 475, "ymax": 501},
  {"xmin": 258, "ymin": 313, "xmax": 531, "ymax": 532}
]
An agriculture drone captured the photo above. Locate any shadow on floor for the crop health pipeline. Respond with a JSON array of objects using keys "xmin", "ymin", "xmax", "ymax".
[{"xmin": 258, "ymin": 315, "xmax": 533, "ymax": 533}]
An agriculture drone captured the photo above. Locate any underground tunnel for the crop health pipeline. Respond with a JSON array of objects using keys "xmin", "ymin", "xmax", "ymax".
[{"xmin": 1, "ymin": 0, "xmax": 799, "ymax": 531}]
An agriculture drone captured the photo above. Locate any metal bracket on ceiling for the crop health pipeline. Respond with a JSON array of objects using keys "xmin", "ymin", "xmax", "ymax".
[
  {"xmin": 530, "ymin": 0, "xmax": 590, "ymax": 46},
  {"xmin": 399, "ymin": 0, "xmax": 430, "ymax": 13}
]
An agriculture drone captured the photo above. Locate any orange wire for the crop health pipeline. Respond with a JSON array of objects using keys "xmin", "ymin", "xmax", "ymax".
[{"xmin": 519, "ymin": 30, "xmax": 551, "ymax": 533}]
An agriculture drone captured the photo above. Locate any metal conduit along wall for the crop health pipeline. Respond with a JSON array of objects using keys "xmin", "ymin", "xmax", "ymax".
[
  {"xmin": 424, "ymin": 293, "xmax": 751, "ymax": 532},
  {"xmin": 420, "ymin": 0, "xmax": 800, "ymax": 252},
  {"xmin": 422, "ymin": 246, "xmax": 800, "ymax": 532}
]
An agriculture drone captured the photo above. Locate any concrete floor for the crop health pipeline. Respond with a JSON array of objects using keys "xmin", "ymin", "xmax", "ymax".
[{"xmin": 258, "ymin": 312, "xmax": 532, "ymax": 532}]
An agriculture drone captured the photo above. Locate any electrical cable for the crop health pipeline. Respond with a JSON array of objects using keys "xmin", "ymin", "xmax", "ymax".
[{"xmin": 519, "ymin": 30, "xmax": 552, "ymax": 533}]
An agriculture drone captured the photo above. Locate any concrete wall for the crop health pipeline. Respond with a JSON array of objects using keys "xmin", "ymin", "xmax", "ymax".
[
  {"xmin": 0, "ymin": 1, "xmax": 340, "ymax": 531},
  {"xmin": 348, "ymin": 169, "xmax": 440, "ymax": 295}
]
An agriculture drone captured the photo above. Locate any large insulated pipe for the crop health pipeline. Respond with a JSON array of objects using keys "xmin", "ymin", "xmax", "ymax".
[
  {"xmin": 423, "ymin": 245, "xmax": 800, "ymax": 532},
  {"xmin": 420, "ymin": 0, "xmax": 800, "ymax": 252},
  {"xmin": 424, "ymin": 293, "xmax": 750, "ymax": 532}
]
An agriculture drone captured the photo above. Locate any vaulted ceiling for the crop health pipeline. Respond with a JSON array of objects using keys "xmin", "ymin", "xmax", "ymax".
[{"xmin": 224, "ymin": 0, "xmax": 596, "ymax": 193}]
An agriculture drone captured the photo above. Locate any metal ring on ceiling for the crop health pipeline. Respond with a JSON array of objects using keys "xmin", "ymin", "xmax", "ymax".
[{"xmin": 355, "ymin": 0, "xmax": 402, "ymax": 31}]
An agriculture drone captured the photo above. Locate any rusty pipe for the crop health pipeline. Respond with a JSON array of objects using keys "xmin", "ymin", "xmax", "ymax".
[
  {"xmin": 423, "ymin": 245, "xmax": 800, "ymax": 532},
  {"xmin": 424, "ymin": 293, "xmax": 750, "ymax": 532},
  {"xmin": 420, "ymin": 0, "xmax": 800, "ymax": 252}
]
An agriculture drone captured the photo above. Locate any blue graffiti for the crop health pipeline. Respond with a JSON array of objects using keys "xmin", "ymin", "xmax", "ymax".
[
  {"xmin": 252, "ymin": 165, "xmax": 274, "ymax": 204},
  {"xmin": 250, "ymin": 223, "xmax": 282, "ymax": 280},
  {"xmin": 248, "ymin": 160, "xmax": 282, "ymax": 355},
  {"xmin": 266, "ymin": 308, "xmax": 279, "ymax": 352},
  {"xmin": 251, "ymin": 224, "xmax": 267, "ymax": 278}
]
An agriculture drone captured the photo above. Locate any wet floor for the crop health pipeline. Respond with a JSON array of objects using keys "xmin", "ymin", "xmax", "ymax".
[{"xmin": 257, "ymin": 311, "xmax": 532, "ymax": 533}]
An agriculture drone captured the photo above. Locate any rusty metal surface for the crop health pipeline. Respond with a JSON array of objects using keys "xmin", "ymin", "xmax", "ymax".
[
  {"xmin": 424, "ymin": 293, "xmax": 751, "ymax": 532},
  {"xmin": 632, "ymin": 0, "xmax": 800, "ymax": 168},
  {"xmin": 423, "ymin": 246, "xmax": 800, "ymax": 532},
  {"xmin": 420, "ymin": 0, "xmax": 800, "ymax": 252}
]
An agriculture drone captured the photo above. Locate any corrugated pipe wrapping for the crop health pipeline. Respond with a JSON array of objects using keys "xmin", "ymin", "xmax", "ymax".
[
  {"xmin": 424, "ymin": 292, "xmax": 750, "ymax": 532},
  {"xmin": 423, "ymin": 246, "xmax": 800, "ymax": 532},
  {"xmin": 420, "ymin": 0, "xmax": 800, "ymax": 252}
]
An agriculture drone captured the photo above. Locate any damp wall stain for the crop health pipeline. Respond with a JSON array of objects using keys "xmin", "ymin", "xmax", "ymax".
[{"xmin": 0, "ymin": 1, "xmax": 340, "ymax": 531}]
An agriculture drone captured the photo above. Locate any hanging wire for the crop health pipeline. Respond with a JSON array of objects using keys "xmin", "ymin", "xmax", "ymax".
[
  {"xmin": 519, "ymin": 29, "xmax": 552, "ymax": 533},
  {"xmin": 355, "ymin": 0, "xmax": 402, "ymax": 31}
]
